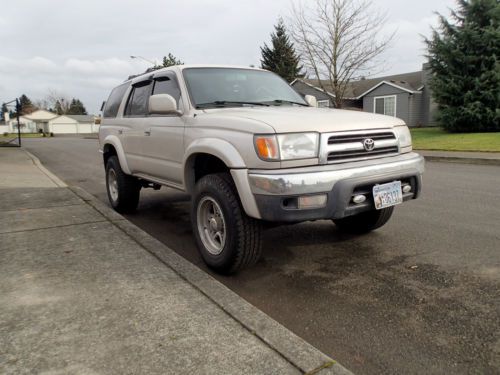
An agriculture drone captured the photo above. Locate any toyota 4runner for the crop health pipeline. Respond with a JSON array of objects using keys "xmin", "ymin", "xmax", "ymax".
[{"xmin": 99, "ymin": 65, "xmax": 424, "ymax": 274}]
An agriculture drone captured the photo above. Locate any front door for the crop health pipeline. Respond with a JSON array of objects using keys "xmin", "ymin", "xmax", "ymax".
[{"xmin": 140, "ymin": 73, "xmax": 185, "ymax": 184}]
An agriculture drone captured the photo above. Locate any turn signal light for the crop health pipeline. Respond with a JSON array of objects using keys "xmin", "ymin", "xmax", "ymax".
[
  {"xmin": 298, "ymin": 194, "xmax": 327, "ymax": 209},
  {"xmin": 254, "ymin": 136, "xmax": 279, "ymax": 161}
]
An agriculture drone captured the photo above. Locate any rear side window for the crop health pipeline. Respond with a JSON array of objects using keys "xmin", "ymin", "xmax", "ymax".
[
  {"xmin": 153, "ymin": 76, "xmax": 181, "ymax": 105},
  {"xmin": 103, "ymin": 83, "xmax": 129, "ymax": 118},
  {"xmin": 125, "ymin": 81, "xmax": 153, "ymax": 116}
]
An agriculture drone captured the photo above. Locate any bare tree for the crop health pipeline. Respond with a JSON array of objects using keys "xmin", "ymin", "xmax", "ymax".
[
  {"xmin": 44, "ymin": 89, "xmax": 71, "ymax": 114},
  {"xmin": 289, "ymin": 0, "xmax": 395, "ymax": 108}
]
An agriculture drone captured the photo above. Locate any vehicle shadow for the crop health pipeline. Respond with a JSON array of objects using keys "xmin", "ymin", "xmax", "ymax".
[{"xmin": 122, "ymin": 188, "xmax": 382, "ymax": 280}]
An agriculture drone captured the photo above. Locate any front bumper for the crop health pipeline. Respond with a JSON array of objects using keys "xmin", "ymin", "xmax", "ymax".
[{"xmin": 245, "ymin": 152, "xmax": 424, "ymax": 222}]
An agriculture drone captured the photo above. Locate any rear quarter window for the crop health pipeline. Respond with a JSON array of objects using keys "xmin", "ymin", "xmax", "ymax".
[{"xmin": 103, "ymin": 82, "xmax": 129, "ymax": 118}]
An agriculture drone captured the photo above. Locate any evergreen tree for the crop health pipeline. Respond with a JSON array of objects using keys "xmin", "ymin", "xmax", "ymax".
[
  {"xmin": 18, "ymin": 94, "xmax": 36, "ymax": 115},
  {"xmin": 54, "ymin": 100, "xmax": 64, "ymax": 115},
  {"xmin": 1, "ymin": 103, "xmax": 8, "ymax": 119},
  {"xmin": 68, "ymin": 98, "xmax": 88, "ymax": 115},
  {"xmin": 161, "ymin": 53, "xmax": 184, "ymax": 67},
  {"xmin": 426, "ymin": 0, "xmax": 500, "ymax": 132},
  {"xmin": 260, "ymin": 19, "xmax": 304, "ymax": 82}
]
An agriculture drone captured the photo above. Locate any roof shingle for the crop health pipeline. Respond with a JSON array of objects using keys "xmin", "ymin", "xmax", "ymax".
[{"xmin": 297, "ymin": 70, "xmax": 424, "ymax": 98}]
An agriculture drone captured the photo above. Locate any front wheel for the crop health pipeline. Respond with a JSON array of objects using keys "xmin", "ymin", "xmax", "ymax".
[
  {"xmin": 333, "ymin": 207, "xmax": 394, "ymax": 234},
  {"xmin": 191, "ymin": 173, "xmax": 262, "ymax": 274}
]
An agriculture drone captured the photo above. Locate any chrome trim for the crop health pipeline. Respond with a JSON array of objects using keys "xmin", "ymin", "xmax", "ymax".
[
  {"xmin": 319, "ymin": 128, "xmax": 399, "ymax": 164},
  {"xmin": 248, "ymin": 152, "xmax": 424, "ymax": 196}
]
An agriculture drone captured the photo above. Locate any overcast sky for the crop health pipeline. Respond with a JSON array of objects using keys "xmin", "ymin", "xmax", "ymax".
[{"xmin": 0, "ymin": 0, "xmax": 456, "ymax": 114}]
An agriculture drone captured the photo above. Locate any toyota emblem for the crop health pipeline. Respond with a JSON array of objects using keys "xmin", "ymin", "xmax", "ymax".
[{"xmin": 363, "ymin": 138, "xmax": 375, "ymax": 151}]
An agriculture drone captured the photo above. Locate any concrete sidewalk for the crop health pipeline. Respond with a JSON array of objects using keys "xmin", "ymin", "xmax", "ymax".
[
  {"xmin": 0, "ymin": 148, "xmax": 350, "ymax": 375},
  {"xmin": 417, "ymin": 150, "xmax": 500, "ymax": 166}
]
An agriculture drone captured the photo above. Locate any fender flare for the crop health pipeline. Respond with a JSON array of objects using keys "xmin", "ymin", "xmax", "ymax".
[
  {"xmin": 183, "ymin": 138, "xmax": 246, "ymax": 192},
  {"xmin": 102, "ymin": 135, "xmax": 131, "ymax": 175}
]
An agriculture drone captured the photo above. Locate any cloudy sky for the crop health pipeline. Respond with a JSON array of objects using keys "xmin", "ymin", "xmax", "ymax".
[{"xmin": 0, "ymin": 0, "xmax": 456, "ymax": 114}]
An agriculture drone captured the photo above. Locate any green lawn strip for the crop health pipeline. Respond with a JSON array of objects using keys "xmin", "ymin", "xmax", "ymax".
[
  {"xmin": 410, "ymin": 128, "xmax": 500, "ymax": 152},
  {"xmin": 1, "ymin": 133, "xmax": 44, "ymax": 138}
]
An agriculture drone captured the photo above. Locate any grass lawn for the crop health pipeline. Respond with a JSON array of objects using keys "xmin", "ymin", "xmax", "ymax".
[
  {"xmin": 1, "ymin": 133, "xmax": 44, "ymax": 138},
  {"xmin": 410, "ymin": 127, "xmax": 500, "ymax": 152}
]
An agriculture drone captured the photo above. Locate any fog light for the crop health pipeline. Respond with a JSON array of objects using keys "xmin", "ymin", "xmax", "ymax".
[
  {"xmin": 298, "ymin": 194, "xmax": 327, "ymax": 209},
  {"xmin": 352, "ymin": 194, "xmax": 367, "ymax": 204},
  {"xmin": 402, "ymin": 185, "xmax": 412, "ymax": 193}
]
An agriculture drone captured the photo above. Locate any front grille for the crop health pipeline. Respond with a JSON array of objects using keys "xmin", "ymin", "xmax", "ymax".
[
  {"xmin": 328, "ymin": 132, "xmax": 395, "ymax": 144},
  {"xmin": 320, "ymin": 129, "xmax": 399, "ymax": 164},
  {"xmin": 327, "ymin": 146, "xmax": 399, "ymax": 161}
]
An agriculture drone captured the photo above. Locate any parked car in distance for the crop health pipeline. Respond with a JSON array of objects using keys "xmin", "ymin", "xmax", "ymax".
[{"xmin": 99, "ymin": 65, "xmax": 424, "ymax": 274}]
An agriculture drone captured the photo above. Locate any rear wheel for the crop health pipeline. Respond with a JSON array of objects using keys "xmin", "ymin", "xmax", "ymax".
[
  {"xmin": 333, "ymin": 207, "xmax": 394, "ymax": 234},
  {"xmin": 105, "ymin": 155, "xmax": 141, "ymax": 213},
  {"xmin": 191, "ymin": 173, "xmax": 262, "ymax": 274}
]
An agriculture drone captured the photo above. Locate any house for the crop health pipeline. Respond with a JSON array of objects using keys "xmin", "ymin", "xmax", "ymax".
[
  {"xmin": 0, "ymin": 119, "xmax": 8, "ymax": 134},
  {"xmin": 49, "ymin": 114, "xmax": 98, "ymax": 134},
  {"xmin": 291, "ymin": 63, "xmax": 437, "ymax": 127},
  {"xmin": 6, "ymin": 110, "xmax": 99, "ymax": 134}
]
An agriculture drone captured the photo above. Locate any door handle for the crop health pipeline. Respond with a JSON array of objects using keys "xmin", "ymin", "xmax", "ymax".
[
  {"xmin": 144, "ymin": 130, "xmax": 151, "ymax": 136},
  {"xmin": 118, "ymin": 129, "xmax": 123, "ymax": 135}
]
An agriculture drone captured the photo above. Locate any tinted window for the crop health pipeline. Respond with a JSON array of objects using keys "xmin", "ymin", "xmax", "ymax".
[
  {"xmin": 153, "ymin": 76, "xmax": 181, "ymax": 105},
  {"xmin": 103, "ymin": 83, "xmax": 129, "ymax": 118},
  {"xmin": 125, "ymin": 81, "xmax": 152, "ymax": 116}
]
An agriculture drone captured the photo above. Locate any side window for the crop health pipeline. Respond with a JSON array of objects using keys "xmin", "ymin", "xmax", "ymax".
[
  {"xmin": 125, "ymin": 81, "xmax": 153, "ymax": 116},
  {"xmin": 103, "ymin": 83, "xmax": 129, "ymax": 118},
  {"xmin": 152, "ymin": 76, "xmax": 181, "ymax": 105}
]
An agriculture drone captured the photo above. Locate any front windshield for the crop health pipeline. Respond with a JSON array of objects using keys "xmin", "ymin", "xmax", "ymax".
[{"xmin": 183, "ymin": 68, "xmax": 307, "ymax": 108}]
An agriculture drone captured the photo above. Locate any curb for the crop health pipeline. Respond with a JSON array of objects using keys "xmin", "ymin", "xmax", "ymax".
[
  {"xmin": 421, "ymin": 155, "xmax": 500, "ymax": 166},
  {"xmin": 67, "ymin": 185, "xmax": 353, "ymax": 375},
  {"xmin": 24, "ymin": 150, "xmax": 68, "ymax": 187}
]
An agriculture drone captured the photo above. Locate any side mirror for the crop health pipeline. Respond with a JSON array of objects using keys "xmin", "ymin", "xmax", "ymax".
[
  {"xmin": 149, "ymin": 94, "xmax": 180, "ymax": 115},
  {"xmin": 304, "ymin": 95, "xmax": 318, "ymax": 107}
]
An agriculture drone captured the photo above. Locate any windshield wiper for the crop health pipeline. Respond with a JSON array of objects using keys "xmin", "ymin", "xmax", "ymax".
[
  {"xmin": 266, "ymin": 99, "xmax": 309, "ymax": 107},
  {"xmin": 196, "ymin": 101, "xmax": 270, "ymax": 109}
]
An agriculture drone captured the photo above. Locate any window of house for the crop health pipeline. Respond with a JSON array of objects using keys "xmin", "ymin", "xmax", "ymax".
[
  {"xmin": 103, "ymin": 82, "xmax": 129, "ymax": 118},
  {"xmin": 152, "ymin": 76, "xmax": 181, "ymax": 105},
  {"xmin": 125, "ymin": 80, "xmax": 153, "ymax": 116},
  {"xmin": 317, "ymin": 100, "xmax": 329, "ymax": 108},
  {"xmin": 374, "ymin": 96, "xmax": 396, "ymax": 117}
]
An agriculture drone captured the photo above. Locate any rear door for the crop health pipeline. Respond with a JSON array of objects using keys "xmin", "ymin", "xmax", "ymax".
[{"xmin": 139, "ymin": 72, "xmax": 185, "ymax": 185}]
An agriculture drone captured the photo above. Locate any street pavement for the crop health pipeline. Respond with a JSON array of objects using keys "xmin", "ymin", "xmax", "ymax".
[
  {"xmin": 0, "ymin": 148, "xmax": 347, "ymax": 375},
  {"xmin": 22, "ymin": 137, "xmax": 500, "ymax": 374}
]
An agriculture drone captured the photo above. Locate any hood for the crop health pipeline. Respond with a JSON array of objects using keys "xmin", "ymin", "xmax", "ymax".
[{"xmin": 199, "ymin": 106, "xmax": 405, "ymax": 133}]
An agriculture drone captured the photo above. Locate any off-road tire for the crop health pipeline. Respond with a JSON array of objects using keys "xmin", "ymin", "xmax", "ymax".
[
  {"xmin": 333, "ymin": 206, "xmax": 394, "ymax": 234},
  {"xmin": 105, "ymin": 155, "xmax": 141, "ymax": 213},
  {"xmin": 191, "ymin": 173, "xmax": 262, "ymax": 274}
]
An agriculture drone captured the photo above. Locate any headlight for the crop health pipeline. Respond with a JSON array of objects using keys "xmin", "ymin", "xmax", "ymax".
[
  {"xmin": 277, "ymin": 133, "xmax": 319, "ymax": 160},
  {"xmin": 394, "ymin": 126, "xmax": 412, "ymax": 149},
  {"xmin": 254, "ymin": 133, "xmax": 319, "ymax": 161}
]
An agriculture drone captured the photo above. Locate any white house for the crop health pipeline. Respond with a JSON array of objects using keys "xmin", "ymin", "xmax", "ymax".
[
  {"xmin": 48, "ymin": 115, "xmax": 98, "ymax": 134},
  {"xmin": 6, "ymin": 110, "xmax": 55, "ymax": 133},
  {"xmin": 7, "ymin": 110, "xmax": 98, "ymax": 134}
]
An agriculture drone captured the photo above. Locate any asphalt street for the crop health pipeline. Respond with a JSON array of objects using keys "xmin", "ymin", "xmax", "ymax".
[{"xmin": 22, "ymin": 137, "xmax": 500, "ymax": 374}]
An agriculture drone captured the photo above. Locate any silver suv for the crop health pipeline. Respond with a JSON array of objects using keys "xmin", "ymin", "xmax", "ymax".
[{"xmin": 99, "ymin": 65, "xmax": 424, "ymax": 274}]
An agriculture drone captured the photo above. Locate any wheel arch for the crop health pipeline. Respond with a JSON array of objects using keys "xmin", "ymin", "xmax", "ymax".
[
  {"xmin": 183, "ymin": 138, "xmax": 245, "ymax": 194},
  {"xmin": 102, "ymin": 135, "xmax": 131, "ymax": 175}
]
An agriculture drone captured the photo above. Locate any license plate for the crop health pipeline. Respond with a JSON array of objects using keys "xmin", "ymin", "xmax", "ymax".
[{"xmin": 373, "ymin": 181, "xmax": 403, "ymax": 210}]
